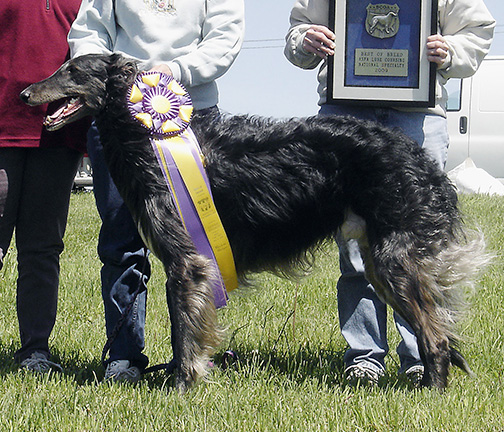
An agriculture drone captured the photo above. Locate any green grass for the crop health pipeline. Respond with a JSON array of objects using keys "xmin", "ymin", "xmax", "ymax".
[{"xmin": 0, "ymin": 192, "xmax": 503, "ymax": 431}]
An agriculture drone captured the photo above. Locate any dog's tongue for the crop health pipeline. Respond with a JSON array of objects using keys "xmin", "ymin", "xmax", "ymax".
[{"xmin": 44, "ymin": 98, "xmax": 84, "ymax": 127}]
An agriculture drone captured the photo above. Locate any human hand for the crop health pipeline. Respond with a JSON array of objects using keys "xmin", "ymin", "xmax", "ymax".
[
  {"xmin": 148, "ymin": 64, "xmax": 173, "ymax": 75},
  {"xmin": 426, "ymin": 34, "xmax": 449, "ymax": 66},
  {"xmin": 303, "ymin": 25, "xmax": 336, "ymax": 59}
]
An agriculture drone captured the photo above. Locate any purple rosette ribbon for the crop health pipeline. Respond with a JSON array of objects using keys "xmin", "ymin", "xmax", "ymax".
[{"xmin": 127, "ymin": 72, "xmax": 193, "ymax": 137}]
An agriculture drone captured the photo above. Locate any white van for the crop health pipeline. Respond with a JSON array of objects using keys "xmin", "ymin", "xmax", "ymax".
[
  {"xmin": 74, "ymin": 155, "xmax": 93, "ymax": 189},
  {"xmin": 445, "ymin": 56, "xmax": 504, "ymax": 180}
]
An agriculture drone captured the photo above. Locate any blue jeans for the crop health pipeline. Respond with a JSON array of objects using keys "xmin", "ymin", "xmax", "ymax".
[
  {"xmin": 87, "ymin": 123, "xmax": 149, "ymax": 370},
  {"xmin": 319, "ymin": 104, "xmax": 449, "ymax": 373}
]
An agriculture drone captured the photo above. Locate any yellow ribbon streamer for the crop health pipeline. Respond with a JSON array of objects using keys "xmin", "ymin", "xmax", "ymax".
[{"xmin": 160, "ymin": 134, "xmax": 238, "ymax": 293}]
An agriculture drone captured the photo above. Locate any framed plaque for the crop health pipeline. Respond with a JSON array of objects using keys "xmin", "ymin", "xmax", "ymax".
[{"xmin": 327, "ymin": 0, "xmax": 438, "ymax": 107}]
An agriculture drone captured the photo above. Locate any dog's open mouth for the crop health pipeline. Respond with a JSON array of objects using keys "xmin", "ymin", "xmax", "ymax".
[{"xmin": 44, "ymin": 97, "xmax": 86, "ymax": 131}]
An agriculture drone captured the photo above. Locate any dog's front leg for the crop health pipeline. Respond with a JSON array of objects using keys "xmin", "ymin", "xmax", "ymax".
[
  {"xmin": 165, "ymin": 253, "xmax": 224, "ymax": 392},
  {"xmin": 134, "ymin": 191, "xmax": 224, "ymax": 392}
]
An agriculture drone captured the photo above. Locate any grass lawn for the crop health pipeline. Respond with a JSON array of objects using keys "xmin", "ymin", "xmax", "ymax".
[{"xmin": 0, "ymin": 192, "xmax": 502, "ymax": 431}]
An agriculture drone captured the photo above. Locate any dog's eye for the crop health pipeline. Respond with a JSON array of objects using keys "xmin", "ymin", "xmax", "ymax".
[{"xmin": 66, "ymin": 65, "xmax": 77, "ymax": 74}]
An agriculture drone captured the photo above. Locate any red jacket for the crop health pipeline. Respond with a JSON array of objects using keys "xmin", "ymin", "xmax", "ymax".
[{"xmin": 0, "ymin": 0, "xmax": 88, "ymax": 152}]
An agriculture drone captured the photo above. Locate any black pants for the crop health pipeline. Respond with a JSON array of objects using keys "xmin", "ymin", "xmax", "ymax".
[{"xmin": 0, "ymin": 147, "xmax": 81, "ymax": 361}]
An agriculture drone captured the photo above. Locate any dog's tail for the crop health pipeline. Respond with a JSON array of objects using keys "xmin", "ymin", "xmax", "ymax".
[
  {"xmin": 417, "ymin": 227, "xmax": 489, "ymax": 382},
  {"xmin": 416, "ymin": 226, "xmax": 489, "ymax": 340}
]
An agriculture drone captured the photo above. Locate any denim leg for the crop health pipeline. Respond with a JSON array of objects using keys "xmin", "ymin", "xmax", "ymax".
[
  {"xmin": 336, "ymin": 236, "xmax": 388, "ymax": 373},
  {"xmin": 87, "ymin": 123, "xmax": 149, "ymax": 370},
  {"xmin": 321, "ymin": 105, "xmax": 388, "ymax": 372},
  {"xmin": 395, "ymin": 312, "xmax": 422, "ymax": 372},
  {"xmin": 420, "ymin": 114, "xmax": 449, "ymax": 169},
  {"xmin": 386, "ymin": 110, "xmax": 448, "ymax": 170}
]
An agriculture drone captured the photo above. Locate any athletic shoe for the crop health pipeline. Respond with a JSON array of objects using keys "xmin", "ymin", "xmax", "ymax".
[
  {"xmin": 20, "ymin": 352, "xmax": 63, "ymax": 373},
  {"xmin": 405, "ymin": 364, "xmax": 424, "ymax": 388},
  {"xmin": 345, "ymin": 363, "xmax": 384, "ymax": 386},
  {"xmin": 104, "ymin": 360, "xmax": 141, "ymax": 383}
]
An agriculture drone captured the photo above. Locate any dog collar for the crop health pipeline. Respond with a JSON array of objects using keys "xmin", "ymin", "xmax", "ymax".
[{"xmin": 128, "ymin": 72, "xmax": 193, "ymax": 137}]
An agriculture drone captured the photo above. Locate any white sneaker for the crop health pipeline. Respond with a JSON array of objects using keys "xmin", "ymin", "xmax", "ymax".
[
  {"xmin": 404, "ymin": 364, "xmax": 424, "ymax": 388},
  {"xmin": 105, "ymin": 360, "xmax": 141, "ymax": 383},
  {"xmin": 345, "ymin": 363, "xmax": 384, "ymax": 386},
  {"xmin": 20, "ymin": 352, "xmax": 63, "ymax": 373}
]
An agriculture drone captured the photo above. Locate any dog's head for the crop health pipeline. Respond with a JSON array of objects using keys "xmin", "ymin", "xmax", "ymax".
[{"xmin": 20, "ymin": 53, "xmax": 137, "ymax": 131}]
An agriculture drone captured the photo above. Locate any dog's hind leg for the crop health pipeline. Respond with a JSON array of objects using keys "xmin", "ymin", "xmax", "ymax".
[
  {"xmin": 360, "ymin": 245, "xmax": 452, "ymax": 388},
  {"xmin": 357, "ymin": 229, "xmax": 480, "ymax": 389},
  {"xmin": 341, "ymin": 215, "xmax": 457, "ymax": 389}
]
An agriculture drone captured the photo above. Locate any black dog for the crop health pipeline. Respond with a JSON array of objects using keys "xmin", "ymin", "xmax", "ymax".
[{"xmin": 20, "ymin": 53, "xmax": 488, "ymax": 391}]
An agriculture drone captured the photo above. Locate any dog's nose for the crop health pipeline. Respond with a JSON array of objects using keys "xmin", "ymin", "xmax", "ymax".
[{"xmin": 19, "ymin": 88, "xmax": 31, "ymax": 103}]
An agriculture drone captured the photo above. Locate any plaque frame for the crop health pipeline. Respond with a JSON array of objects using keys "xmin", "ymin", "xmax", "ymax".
[{"xmin": 327, "ymin": 0, "xmax": 438, "ymax": 107}]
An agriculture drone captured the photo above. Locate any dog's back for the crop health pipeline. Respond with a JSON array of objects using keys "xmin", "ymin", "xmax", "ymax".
[{"xmin": 194, "ymin": 114, "xmax": 458, "ymax": 274}]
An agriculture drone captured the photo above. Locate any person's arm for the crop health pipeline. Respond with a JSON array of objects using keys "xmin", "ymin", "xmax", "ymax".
[
  {"xmin": 156, "ymin": 0, "xmax": 245, "ymax": 86},
  {"xmin": 68, "ymin": 0, "xmax": 117, "ymax": 58},
  {"xmin": 284, "ymin": 0, "xmax": 334, "ymax": 70},
  {"xmin": 436, "ymin": 0, "xmax": 495, "ymax": 79}
]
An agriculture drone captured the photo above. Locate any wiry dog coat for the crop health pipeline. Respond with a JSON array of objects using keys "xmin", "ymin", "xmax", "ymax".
[{"xmin": 20, "ymin": 54, "xmax": 488, "ymax": 391}]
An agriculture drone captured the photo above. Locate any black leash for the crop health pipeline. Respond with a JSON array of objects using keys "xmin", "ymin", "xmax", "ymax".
[{"xmin": 100, "ymin": 248, "xmax": 148, "ymax": 366}]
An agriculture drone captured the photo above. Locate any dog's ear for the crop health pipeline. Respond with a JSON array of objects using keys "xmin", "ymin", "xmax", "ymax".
[{"xmin": 106, "ymin": 53, "xmax": 138, "ymax": 84}]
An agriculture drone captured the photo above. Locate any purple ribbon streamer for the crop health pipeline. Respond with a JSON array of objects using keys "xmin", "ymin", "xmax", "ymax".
[{"xmin": 151, "ymin": 132, "xmax": 229, "ymax": 308}]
